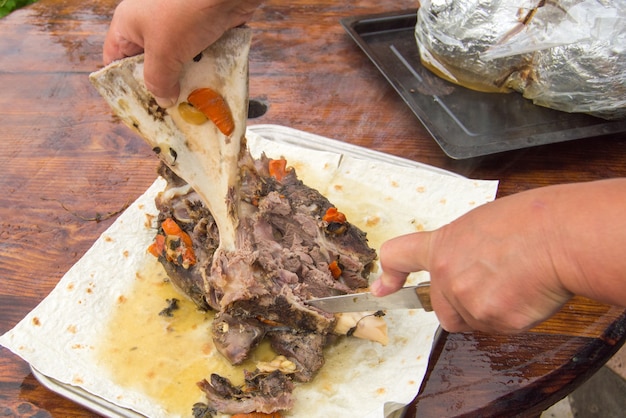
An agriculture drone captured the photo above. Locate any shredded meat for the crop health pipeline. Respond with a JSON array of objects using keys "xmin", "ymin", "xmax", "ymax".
[
  {"xmin": 151, "ymin": 148, "xmax": 376, "ymax": 414},
  {"xmin": 196, "ymin": 370, "xmax": 295, "ymax": 414}
]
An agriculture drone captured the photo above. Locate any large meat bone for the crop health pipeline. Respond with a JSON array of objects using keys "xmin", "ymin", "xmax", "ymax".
[{"xmin": 89, "ymin": 27, "xmax": 251, "ymax": 252}]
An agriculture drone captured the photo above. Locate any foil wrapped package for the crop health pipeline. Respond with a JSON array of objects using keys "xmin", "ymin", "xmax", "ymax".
[{"xmin": 415, "ymin": 0, "xmax": 626, "ymax": 119}]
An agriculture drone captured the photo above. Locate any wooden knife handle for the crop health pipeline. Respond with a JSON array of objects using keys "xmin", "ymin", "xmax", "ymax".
[{"xmin": 415, "ymin": 282, "xmax": 433, "ymax": 312}]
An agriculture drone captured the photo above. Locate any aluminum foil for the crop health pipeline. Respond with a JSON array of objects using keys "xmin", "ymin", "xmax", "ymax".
[{"xmin": 415, "ymin": 0, "xmax": 626, "ymax": 119}]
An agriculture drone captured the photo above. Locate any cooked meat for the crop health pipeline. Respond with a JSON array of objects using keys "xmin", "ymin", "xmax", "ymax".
[
  {"xmin": 267, "ymin": 331, "xmax": 328, "ymax": 382},
  {"xmin": 154, "ymin": 164, "xmax": 219, "ymax": 311},
  {"xmin": 150, "ymin": 149, "xmax": 377, "ymax": 414},
  {"xmin": 196, "ymin": 370, "xmax": 295, "ymax": 415},
  {"xmin": 211, "ymin": 314, "xmax": 265, "ymax": 365}
]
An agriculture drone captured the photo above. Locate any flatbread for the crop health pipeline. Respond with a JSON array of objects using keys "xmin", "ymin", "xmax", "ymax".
[
  {"xmin": 0, "ymin": 126, "xmax": 498, "ymax": 416},
  {"xmin": 90, "ymin": 27, "xmax": 251, "ymax": 251}
]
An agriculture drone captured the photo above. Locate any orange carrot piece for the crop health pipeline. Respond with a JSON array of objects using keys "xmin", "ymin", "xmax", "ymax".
[
  {"xmin": 161, "ymin": 217, "xmax": 182, "ymax": 235},
  {"xmin": 160, "ymin": 218, "xmax": 196, "ymax": 267},
  {"xmin": 329, "ymin": 260, "xmax": 342, "ymax": 279},
  {"xmin": 147, "ymin": 234, "xmax": 166, "ymax": 257},
  {"xmin": 187, "ymin": 88, "xmax": 234, "ymax": 136},
  {"xmin": 268, "ymin": 158, "xmax": 288, "ymax": 182},
  {"xmin": 161, "ymin": 218, "xmax": 193, "ymax": 248},
  {"xmin": 323, "ymin": 207, "xmax": 346, "ymax": 223}
]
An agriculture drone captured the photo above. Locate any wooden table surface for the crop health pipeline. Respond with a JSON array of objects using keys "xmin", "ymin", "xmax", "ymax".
[{"xmin": 1, "ymin": 0, "xmax": 625, "ymax": 416}]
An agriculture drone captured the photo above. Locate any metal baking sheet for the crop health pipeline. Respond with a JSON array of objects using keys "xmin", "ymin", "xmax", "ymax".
[
  {"xmin": 341, "ymin": 10, "xmax": 626, "ymax": 159},
  {"xmin": 31, "ymin": 366, "xmax": 143, "ymax": 417}
]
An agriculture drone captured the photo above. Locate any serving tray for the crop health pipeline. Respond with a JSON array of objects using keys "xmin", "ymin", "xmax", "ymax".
[
  {"xmin": 32, "ymin": 367, "xmax": 144, "ymax": 418},
  {"xmin": 340, "ymin": 10, "xmax": 626, "ymax": 159}
]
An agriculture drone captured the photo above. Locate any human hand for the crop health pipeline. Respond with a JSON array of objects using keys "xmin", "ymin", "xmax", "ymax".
[
  {"xmin": 370, "ymin": 186, "xmax": 575, "ymax": 334},
  {"xmin": 103, "ymin": 0, "xmax": 262, "ymax": 107}
]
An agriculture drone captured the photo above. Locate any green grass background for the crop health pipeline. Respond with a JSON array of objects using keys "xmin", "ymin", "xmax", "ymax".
[{"xmin": 1, "ymin": 0, "xmax": 38, "ymax": 18}]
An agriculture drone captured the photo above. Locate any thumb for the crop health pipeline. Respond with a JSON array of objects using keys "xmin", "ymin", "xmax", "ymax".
[
  {"xmin": 371, "ymin": 231, "xmax": 432, "ymax": 296},
  {"xmin": 142, "ymin": 50, "xmax": 183, "ymax": 108}
]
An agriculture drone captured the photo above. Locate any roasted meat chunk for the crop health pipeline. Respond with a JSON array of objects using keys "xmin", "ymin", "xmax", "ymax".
[
  {"xmin": 150, "ymin": 149, "xmax": 377, "ymax": 414},
  {"xmin": 197, "ymin": 370, "xmax": 295, "ymax": 415},
  {"xmin": 90, "ymin": 27, "xmax": 375, "ymax": 415}
]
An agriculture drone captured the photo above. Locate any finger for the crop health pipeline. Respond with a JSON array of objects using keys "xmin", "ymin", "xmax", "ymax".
[
  {"xmin": 142, "ymin": 50, "xmax": 183, "ymax": 108},
  {"xmin": 437, "ymin": 311, "xmax": 473, "ymax": 333},
  {"xmin": 370, "ymin": 232, "xmax": 432, "ymax": 296},
  {"xmin": 425, "ymin": 281, "xmax": 473, "ymax": 332},
  {"xmin": 102, "ymin": 2, "xmax": 145, "ymax": 65},
  {"xmin": 139, "ymin": 9, "xmax": 228, "ymax": 107},
  {"xmin": 103, "ymin": 35, "xmax": 144, "ymax": 65},
  {"xmin": 140, "ymin": 23, "xmax": 224, "ymax": 107}
]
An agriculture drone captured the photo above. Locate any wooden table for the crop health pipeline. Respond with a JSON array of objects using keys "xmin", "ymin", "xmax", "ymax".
[{"xmin": 1, "ymin": 0, "xmax": 625, "ymax": 416}]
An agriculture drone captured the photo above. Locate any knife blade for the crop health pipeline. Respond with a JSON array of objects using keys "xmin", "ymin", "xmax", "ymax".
[{"xmin": 306, "ymin": 281, "xmax": 432, "ymax": 313}]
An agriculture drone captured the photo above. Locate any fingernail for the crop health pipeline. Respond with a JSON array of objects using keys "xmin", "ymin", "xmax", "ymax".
[{"xmin": 155, "ymin": 96, "xmax": 176, "ymax": 108}]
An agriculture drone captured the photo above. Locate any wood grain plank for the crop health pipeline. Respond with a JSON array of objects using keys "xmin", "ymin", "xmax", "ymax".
[{"xmin": 1, "ymin": 0, "xmax": 625, "ymax": 416}]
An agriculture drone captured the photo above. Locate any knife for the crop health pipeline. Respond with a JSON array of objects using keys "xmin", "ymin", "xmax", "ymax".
[{"xmin": 306, "ymin": 281, "xmax": 432, "ymax": 313}]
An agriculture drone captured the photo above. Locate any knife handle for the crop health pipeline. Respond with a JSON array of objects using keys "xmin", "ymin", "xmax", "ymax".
[{"xmin": 415, "ymin": 282, "xmax": 433, "ymax": 312}]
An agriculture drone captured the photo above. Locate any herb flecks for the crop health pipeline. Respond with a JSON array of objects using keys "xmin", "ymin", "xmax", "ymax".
[{"xmin": 159, "ymin": 298, "xmax": 180, "ymax": 317}]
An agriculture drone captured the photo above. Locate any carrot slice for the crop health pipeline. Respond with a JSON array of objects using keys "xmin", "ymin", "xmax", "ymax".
[
  {"xmin": 159, "ymin": 218, "xmax": 196, "ymax": 267},
  {"xmin": 323, "ymin": 207, "xmax": 346, "ymax": 223},
  {"xmin": 329, "ymin": 260, "xmax": 342, "ymax": 279},
  {"xmin": 268, "ymin": 158, "xmax": 288, "ymax": 182},
  {"xmin": 161, "ymin": 218, "xmax": 193, "ymax": 248},
  {"xmin": 187, "ymin": 87, "xmax": 234, "ymax": 136},
  {"xmin": 147, "ymin": 234, "xmax": 166, "ymax": 257}
]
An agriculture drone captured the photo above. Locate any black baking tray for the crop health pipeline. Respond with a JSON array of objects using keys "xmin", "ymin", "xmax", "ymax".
[{"xmin": 341, "ymin": 10, "xmax": 626, "ymax": 159}]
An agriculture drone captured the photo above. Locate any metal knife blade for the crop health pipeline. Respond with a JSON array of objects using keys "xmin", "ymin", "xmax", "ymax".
[{"xmin": 306, "ymin": 282, "xmax": 432, "ymax": 313}]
